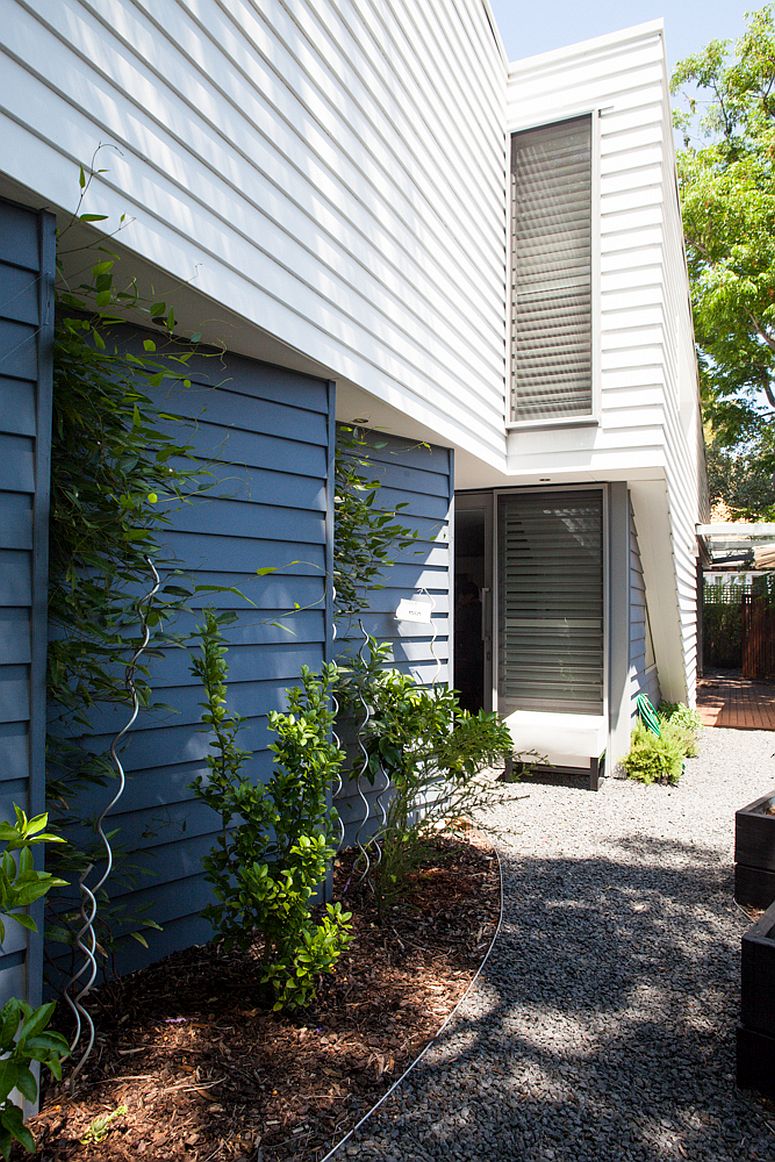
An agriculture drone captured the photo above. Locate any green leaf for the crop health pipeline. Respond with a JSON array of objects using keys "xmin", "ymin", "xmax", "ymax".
[
  {"xmin": 80, "ymin": 213, "xmax": 109, "ymax": 223},
  {"xmin": 9, "ymin": 913, "xmax": 37, "ymax": 934},
  {"xmin": 0, "ymin": 1003, "xmax": 21, "ymax": 1049},
  {"xmin": 25, "ymin": 1031, "xmax": 70, "ymax": 1056},
  {"xmin": 0, "ymin": 1102, "xmax": 35, "ymax": 1154},
  {"xmin": 13, "ymin": 1066, "xmax": 37, "ymax": 1104},
  {"xmin": 17, "ymin": 1001, "xmax": 56, "ymax": 1044}
]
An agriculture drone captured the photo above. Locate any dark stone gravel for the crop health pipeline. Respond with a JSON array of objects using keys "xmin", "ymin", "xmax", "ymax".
[{"xmin": 337, "ymin": 727, "xmax": 775, "ymax": 1160}]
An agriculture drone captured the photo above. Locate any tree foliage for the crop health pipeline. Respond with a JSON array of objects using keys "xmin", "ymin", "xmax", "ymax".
[
  {"xmin": 705, "ymin": 428, "xmax": 775, "ymax": 518},
  {"xmin": 672, "ymin": 5, "xmax": 775, "ymax": 460}
]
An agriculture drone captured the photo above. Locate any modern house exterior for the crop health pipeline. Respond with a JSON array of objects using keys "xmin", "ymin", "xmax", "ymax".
[{"xmin": 0, "ymin": 1, "xmax": 705, "ymax": 1000}]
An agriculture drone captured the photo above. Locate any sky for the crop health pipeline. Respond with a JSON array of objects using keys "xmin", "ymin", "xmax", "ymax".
[{"xmin": 488, "ymin": 0, "xmax": 752, "ymax": 69}]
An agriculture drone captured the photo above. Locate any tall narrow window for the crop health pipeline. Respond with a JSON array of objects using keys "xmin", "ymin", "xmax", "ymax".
[{"xmin": 510, "ymin": 116, "xmax": 593, "ymax": 423}]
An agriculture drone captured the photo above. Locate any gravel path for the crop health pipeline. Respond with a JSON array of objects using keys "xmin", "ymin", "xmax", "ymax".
[{"xmin": 340, "ymin": 727, "xmax": 775, "ymax": 1161}]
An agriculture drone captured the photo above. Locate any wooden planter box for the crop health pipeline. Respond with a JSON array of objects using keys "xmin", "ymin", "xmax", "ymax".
[
  {"xmin": 737, "ymin": 898, "xmax": 775, "ymax": 1099},
  {"xmin": 734, "ymin": 791, "xmax": 775, "ymax": 910}
]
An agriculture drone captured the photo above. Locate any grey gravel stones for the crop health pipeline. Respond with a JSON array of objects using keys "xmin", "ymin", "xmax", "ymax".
[{"xmin": 338, "ymin": 728, "xmax": 775, "ymax": 1160}]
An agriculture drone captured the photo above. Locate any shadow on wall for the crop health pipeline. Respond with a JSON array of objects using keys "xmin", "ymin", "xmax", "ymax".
[{"xmin": 350, "ymin": 834, "xmax": 771, "ymax": 1160}]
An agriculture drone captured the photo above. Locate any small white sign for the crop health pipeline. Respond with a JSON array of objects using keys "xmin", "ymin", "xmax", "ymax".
[{"xmin": 395, "ymin": 598, "xmax": 433, "ymax": 625}]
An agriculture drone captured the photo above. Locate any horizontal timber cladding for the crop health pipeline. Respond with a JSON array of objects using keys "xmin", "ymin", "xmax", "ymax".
[
  {"xmin": 1, "ymin": 0, "xmax": 508, "ymax": 466},
  {"xmin": 47, "ymin": 338, "xmax": 334, "ymax": 980},
  {"xmin": 498, "ymin": 489, "xmax": 604, "ymax": 715},
  {"xmin": 506, "ymin": 25, "xmax": 703, "ymax": 706},
  {"xmin": 629, "ymin": 501, "xmax": 659, "ymax": 712},
  {"xmin": 0, "ymin": 199, "xmax": 55, "ymax": 1008},
  {"xmin": 333, "ymin": 428, "xmax": 454, "ymax": 846}
]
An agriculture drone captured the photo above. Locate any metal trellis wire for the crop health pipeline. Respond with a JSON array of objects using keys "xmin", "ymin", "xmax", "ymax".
[{"xmin": 64, "ymin": 557, "xmax": 161, "ymax": 1082}]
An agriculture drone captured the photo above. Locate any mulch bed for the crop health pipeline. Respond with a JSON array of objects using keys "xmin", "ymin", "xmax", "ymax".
[{"xmin": 27, "ymin": 831, "xmax": 499, "ymax": 1160}]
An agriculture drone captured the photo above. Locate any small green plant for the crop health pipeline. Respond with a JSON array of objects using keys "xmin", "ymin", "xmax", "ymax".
[
  {"xmin": 0, "ymin": 809, "xmax": 67, "ymax": 941},
  {"xmin": 0, "ymin": 999, "xmax": 70, "ymax": 1158},
  {"xmin": 337, "ymin": 637, "xmax": 512, "ymax": 909},
  {"xmin": 622, "ymin": 721, "xmax": 685, "ymax": 786},
  {"xmin": 658, "ymin": 702, "xmax": 702, "ymax": 758},
  {"xmin": 191, "ymin": 612, "xmax": 352, "ymax": 1010},
  {"xmin": 0, "ymin": 809, "xmax": 69, "ymax": 1158},
  {"xmin": 79, "ymin": 1103, "xmax": 128, "ymax": 1146},
  {"xmin": 333, "ymin": 426, "xmax": 418, "ymax": 625}
]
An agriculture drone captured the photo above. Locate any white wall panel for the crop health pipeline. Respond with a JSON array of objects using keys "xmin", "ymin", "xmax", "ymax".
[
  {"xmin": 506, "ymin": 22, "xmax": 703, "ymax": 703},
  {"xmin": 0, "ymin": 0, "xmax": 508, "ymax": 464}
]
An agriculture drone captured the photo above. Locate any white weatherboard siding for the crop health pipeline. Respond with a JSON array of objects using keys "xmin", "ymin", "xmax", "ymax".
[
  {"xmin": 505, "ymin": 23, "xmax": 703, "ymax": 706},
  {"xmin": 0, "ymin": 0, "xmax": 508, "ymax": 467}
]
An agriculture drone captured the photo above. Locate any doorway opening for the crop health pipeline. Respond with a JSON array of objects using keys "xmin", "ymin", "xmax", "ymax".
[{"xmin": 454, "ymin": 494, "xmax": 492, "ymax": 712}]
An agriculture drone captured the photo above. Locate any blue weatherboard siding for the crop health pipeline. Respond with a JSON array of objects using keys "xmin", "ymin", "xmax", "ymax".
[
  {"xmin": 336, "ymin": 430, "xmax": 453, "ymax": 678},
  {"xmin": 0, "ymin": 199, "xmax": 55, "ymax": 1007},
  {"xmin": 333, "ymin": 428, "xmax": 454, "ymax": 844},
  {"xmin": 48, "ymin": 339, "xmax": 333, "ymax": 979}
]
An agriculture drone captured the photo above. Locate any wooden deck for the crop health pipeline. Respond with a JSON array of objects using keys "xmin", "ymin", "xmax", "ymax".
[{"xmin": 697, "ymin": 672, "xmax": 775, "ymax": 730}]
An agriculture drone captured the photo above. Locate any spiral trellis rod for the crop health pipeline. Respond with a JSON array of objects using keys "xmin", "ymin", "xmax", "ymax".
[
  {"xmin": 64, "ymin": 557, "xmax": 161, "ymax": 1081},
  {"xmin": 330, "ymin": 587, "xmax": 345, "ymax": 849},
  {"xmin": 353, "ymin": 620, "xmax": 379, "ymax": 880}
]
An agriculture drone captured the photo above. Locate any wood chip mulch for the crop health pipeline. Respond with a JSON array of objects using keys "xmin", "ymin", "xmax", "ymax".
[{"xmin": 27, "ymin": 830, "xmax": 499, "ymax": 1161}]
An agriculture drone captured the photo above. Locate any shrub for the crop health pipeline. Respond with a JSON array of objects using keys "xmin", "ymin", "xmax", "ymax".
[
  {"xmin": 622, "ymin": 721, "xmax": 685, "ymax": 786},
  {"xmin": 658, "ymin": 702, "xmax": 702, "ymax": 758},
  {"xmin": 191, "ymin": 612, "xmax": 352, "ymax": 1011},
  {"xmin": 336, "ymin": 637, "xmax": 512, "ymax": 909},
  {"xmin": 0, "ymin": 809, "xmax": 69, "ymax": 1158}
]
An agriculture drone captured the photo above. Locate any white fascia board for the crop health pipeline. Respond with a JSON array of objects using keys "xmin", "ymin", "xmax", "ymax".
[
  {"xmin": 479, "ymin": 0, "xmax": 509, "ymax": 66},
  {"xmin": 507, "ymin": 20, "xmax": 665, "ymax": 74}
]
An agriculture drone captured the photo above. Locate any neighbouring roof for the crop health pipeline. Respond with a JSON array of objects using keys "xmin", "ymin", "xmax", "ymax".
[{"xmin": 697, "ymin": 523, "xmax": 775, "ymax": 571}]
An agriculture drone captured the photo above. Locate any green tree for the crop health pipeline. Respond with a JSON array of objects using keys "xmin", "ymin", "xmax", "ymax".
[
  {"xmin": 705, "ymin": 427, "xmax": 775, "ymax": 518},
  {"xmin": 672, "ymin": 4, "xmax": 775, "ymax": 493}
]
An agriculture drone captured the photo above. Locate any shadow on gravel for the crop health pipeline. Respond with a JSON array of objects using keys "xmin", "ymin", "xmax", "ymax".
[{"xmin": 348, "ymin": 836, "xmax": 775, "ymax": 1162}]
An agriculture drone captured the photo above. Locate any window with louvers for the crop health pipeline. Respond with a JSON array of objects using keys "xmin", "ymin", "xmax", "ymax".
[
  {"xmin": 498, "ymin": 490, "xmax": 604, "ymax": 714},
  {"xmin": 510, "ymin": 116, "xmax": 593, "ymax": 423}
]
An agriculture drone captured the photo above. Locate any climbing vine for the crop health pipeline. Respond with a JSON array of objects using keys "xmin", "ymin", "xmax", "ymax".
[
  {"xmin": 46, "ymin": 190, "xmax": 208, "ymax": 958},
  {"xmin": 333, "ymin": 425, "xmax": 418, "ymax": 628}
]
